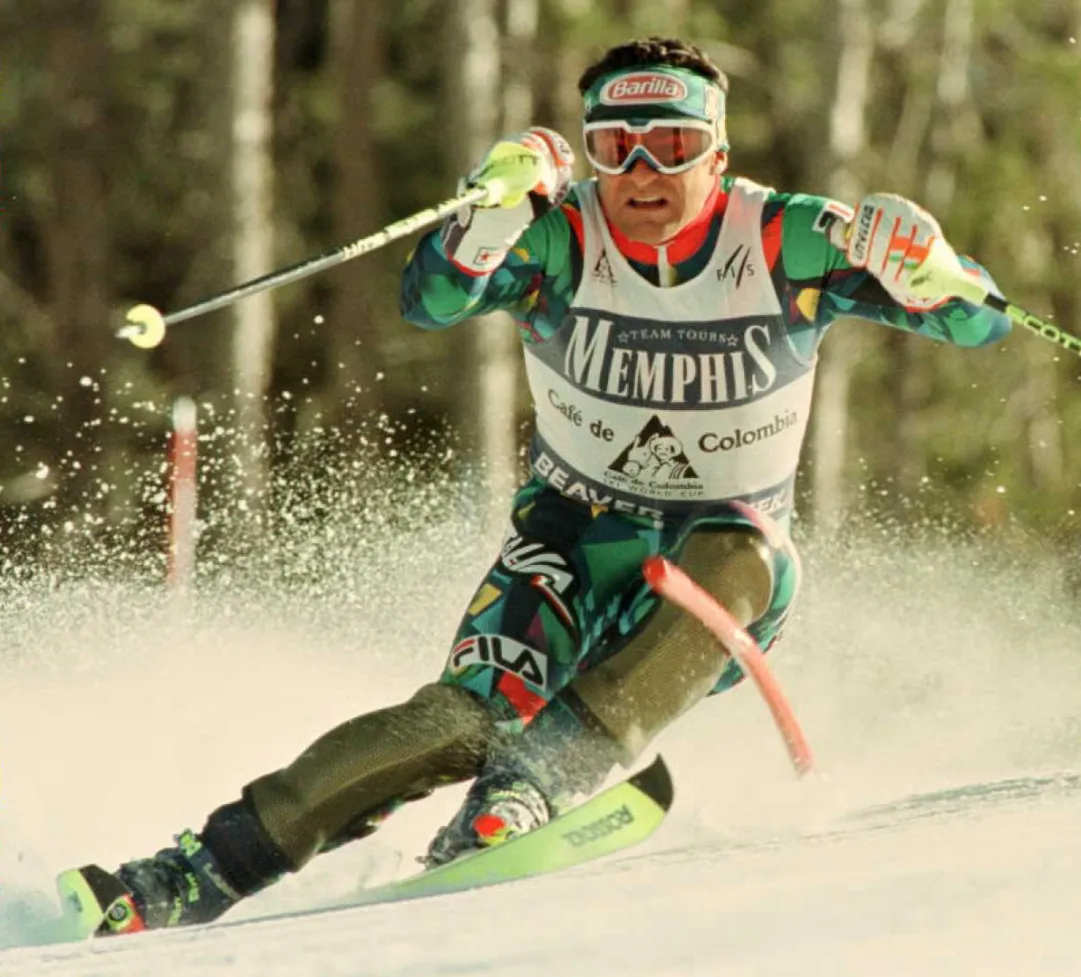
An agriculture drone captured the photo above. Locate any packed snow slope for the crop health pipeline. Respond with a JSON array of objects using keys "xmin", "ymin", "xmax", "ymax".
[{"xmin": 0, "ymin": 483, "xmax": 1079, "ymax": 976}]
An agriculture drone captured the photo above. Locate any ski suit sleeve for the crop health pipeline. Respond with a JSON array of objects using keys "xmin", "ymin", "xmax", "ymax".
[
  {"xmin": 772, "ymin": 193, "xmax": 1012, "ymax": 350},
  {"xmin": 399, "ymin": 195, "xmax": 581, "ymax": 344}
]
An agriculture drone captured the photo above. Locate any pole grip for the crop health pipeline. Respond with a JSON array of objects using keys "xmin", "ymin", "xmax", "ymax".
[{"xmin": 907, "ymin": 237, "xmax": 991, "ymax": 306}]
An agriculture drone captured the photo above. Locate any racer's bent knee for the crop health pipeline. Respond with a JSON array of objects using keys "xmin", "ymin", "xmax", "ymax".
[{"xmin": 695, "ymin": 504, "xmax": 802, "ymax": 694}]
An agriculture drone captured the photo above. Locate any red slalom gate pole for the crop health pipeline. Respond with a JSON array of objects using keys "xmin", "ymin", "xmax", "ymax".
[
  {"xmin": 166, "ymin": 396, "xmax": 198, "ymax": 592},
  {"xmin": 643, "ymin": 556, "xmax": 815, "ymax": 778}
]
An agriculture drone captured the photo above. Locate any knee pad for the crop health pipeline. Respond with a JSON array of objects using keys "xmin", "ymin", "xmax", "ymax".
[
  {"xmin": 572, "ymin": 527, "xmax": 773, "ymax": 761},
  {"xmin": 680, "ymin": 526, "xmax": 774, "ymax": 626}
]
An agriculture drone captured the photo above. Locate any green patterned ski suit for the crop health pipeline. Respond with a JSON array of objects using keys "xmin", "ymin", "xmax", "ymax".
[{"xmin": 399, "ymin": 175, "xmax": 1010, "ymax": 732}]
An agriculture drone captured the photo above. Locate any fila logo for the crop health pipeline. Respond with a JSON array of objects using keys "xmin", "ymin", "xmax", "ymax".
[
  {"xmin": 501, "ymin": 531, "xmax": 576, "ymax": 626},
  {"xmin": 449, "ymin": 634, "xmax": 550, "ymax": 689}
]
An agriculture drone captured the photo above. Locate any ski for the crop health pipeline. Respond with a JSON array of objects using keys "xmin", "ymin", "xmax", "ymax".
[
  {"xmin": 55, "ymin": 755, "xmax": 673, "ymax": 939},
  {"xmin": 56, "ymin": 863, "xmax": 144, "ymax": 940},
  {"xmin": 353, "ymin": 753, "xmax": 673, "ymax": 907}
]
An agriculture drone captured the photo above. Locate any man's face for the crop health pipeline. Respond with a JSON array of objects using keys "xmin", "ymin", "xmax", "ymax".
[{"xmin": 596, "ymin": 151, "xmax": 724, "ymax": 245}]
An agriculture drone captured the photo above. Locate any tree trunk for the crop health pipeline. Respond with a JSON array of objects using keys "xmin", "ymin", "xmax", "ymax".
[
  {"xmin": 327, "ymin": 0, "xmax": 384, "ymax": 433},
  {"xmin": 810, "ymin": 0, "xmax": 874, "ymax": 532},
  {"xmin": 473, "ymin": 0, "xmax": 540, "ymax": 509},
  {"xmin": 445, "ymin": 0, "xmax": 510, "ymax": 526},
  {"xmin": 1016, "ymin": 0, "xmax": 1079, "ymax": 503},
  {"xmin": 42, "ymin": 1, "xmax": 112, "ymax": 518},
  {"xmin": 924, "ymin": 0, "xmax": 975, "ymax": 215},
  {"xmin": 534, "ymin": 0, "xmax": 588, "ymax": 142},
  {"xmin": 231, "ymin": 0, "xmax": 278, "ymax": 508},
  {"xmin": 877, "ymin": 0, "xmax": 975, "ymax": 510}
]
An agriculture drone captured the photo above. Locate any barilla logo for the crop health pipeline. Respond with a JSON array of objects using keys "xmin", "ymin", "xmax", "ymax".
[{"xmin": 600, "ymin": 72, "xmax": 688, "ymax": 105}]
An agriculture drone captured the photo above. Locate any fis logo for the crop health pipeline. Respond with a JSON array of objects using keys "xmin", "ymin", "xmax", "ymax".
[{"xmin": 718, "ymin": 244, "xmax": 754, "ymax": 287}]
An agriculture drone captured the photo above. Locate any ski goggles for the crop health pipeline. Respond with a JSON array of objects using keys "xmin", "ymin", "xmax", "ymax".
[{"xmin": 583, "ymin": 119, "xmax": 719, "ymax": 176}]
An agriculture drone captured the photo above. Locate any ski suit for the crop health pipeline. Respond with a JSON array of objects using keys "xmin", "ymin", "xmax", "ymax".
[
  {"xmin": 205, "ymin": 174, "xmax": 1012, "ymax": 882},
  {"xmin": 59, "ymin": 175, "xmax": 1013, "ymax": 941},
  {"xmin": 398, "ymin": 175, "xmax": 1010, "ymax": 759}
]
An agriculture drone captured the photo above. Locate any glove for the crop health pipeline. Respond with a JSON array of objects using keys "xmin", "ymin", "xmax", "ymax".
[
  {"xmin": 829, "ymin": 193, "xmax": 974, "ymax": 311},
  {"xmin": 467, "ymin": 127, "xmax": 574, "ymax": 212},
  {"xmin": 442, "ymin": 127, "xmax": 574, "ymax": 275}
]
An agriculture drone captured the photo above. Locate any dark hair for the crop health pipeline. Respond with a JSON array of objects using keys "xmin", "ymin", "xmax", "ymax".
[{"xmin": 577, "ymin": 37, "xmax": 729, "ymax": 95}]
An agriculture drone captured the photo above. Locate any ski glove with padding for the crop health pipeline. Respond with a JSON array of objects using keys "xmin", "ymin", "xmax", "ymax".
[
  {"xmin": 441, "ymin": 127, "xmax": 574, "ymax": 275},
  {"xmin": 830, "ymin": 192, "xmax": 972, "ymax": 311}
]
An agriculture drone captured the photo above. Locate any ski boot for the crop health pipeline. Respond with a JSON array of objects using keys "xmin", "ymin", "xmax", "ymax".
[
  {"xmin": 425, "ymin": 769, "xmax": 552, "ymax": 867},
  {"xmin": 58, "ymin": 829, "xmax": 243, "ymax": 937}
]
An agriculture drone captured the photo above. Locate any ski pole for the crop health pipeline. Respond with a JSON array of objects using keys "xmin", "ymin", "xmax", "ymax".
[
  {"xmin": 906, "ymin": 236, "xmax": 1081, "ymax": 356},
  {"xmin": 987, "ymin": 295, "xmax": 1081, "ymax": 357},
  {"xmin": 118, "ymin": 184, "xmax": 494, "ymax": 350}
]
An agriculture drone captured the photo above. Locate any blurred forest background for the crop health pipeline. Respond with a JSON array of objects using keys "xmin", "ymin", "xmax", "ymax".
[{"xmin": 1, "ymin": 0, "xmax": 1080, "ymax": 581}]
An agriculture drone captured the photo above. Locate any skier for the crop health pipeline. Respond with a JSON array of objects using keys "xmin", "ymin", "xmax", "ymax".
[{"xmin": 60, "ymin": 36, "xmax": 1011, "ymax": 934}]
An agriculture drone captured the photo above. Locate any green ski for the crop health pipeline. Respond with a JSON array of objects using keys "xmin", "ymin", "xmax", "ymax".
[
  {"xmin": 353, "ymin": 754, "xmax": 673, "ymax": 907},
  {"xmin": 56, "ymin": 756, "xmax": 672, "ymax": 939}
]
